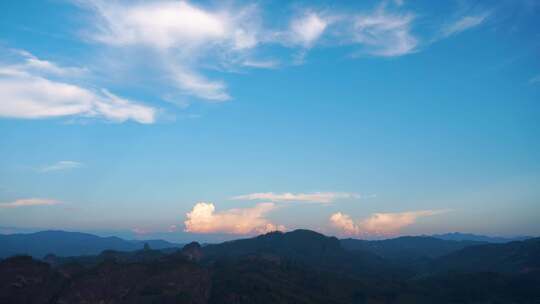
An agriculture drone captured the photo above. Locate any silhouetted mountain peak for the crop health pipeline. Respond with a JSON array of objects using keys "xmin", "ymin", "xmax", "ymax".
[{"xmin": 182, "ymin": 242, "xmax": 203, "ymax": 262}]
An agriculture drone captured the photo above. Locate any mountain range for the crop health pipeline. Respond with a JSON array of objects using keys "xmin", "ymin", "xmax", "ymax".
[
  {"xmin": 1, "ymin": 229, "xmax": 539, "ymax": 303},
  {"xmin": 0, "ymin": 230, "xmax": 182, "ymax": 258}
]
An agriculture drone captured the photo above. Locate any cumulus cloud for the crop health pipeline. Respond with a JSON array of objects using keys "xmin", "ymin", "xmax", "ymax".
[
  {"xmin": 330, "ymin": 209, "xmax": 449, "ymax": 236},
  {"xmin": 0, "ymin": 198, "xmax": 61, "ymax": 208},
  {"xmin": 352, "ymin": 8, "xmax": 417, "ymax": 57},
  {"xmin": 231, "ymin": 192, "xmax": 360, "ymax": 203},
  {"xmin": 329, "ymin": 212, "xmax": 360, "ymax": 235},
  {"xmin": 184, "ymin": 202, "xmax": 285, "ymax": 234},
  {"xmin": 442, "ymin": 14, "xmax": 489, "ymax": 37},
  {"xmin": 40, "ymin": 161, "xmax": 83, "ymax": 172},
  {"xmin": 0, "ymin": 51, "xmax": 156, "ymax": 123}
]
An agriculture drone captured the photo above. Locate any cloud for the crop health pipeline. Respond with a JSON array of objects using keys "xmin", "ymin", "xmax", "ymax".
[
  {"xmin": 184, "ymin": 202, "xmax": 285, "ymax": 234},
  {"xmin": 0, "ymin": 51, "xmax": 156, "ymax": 123},
  {"xmin": 80, "ymin": 1, "xmax": 424, "ymax": 105},
  {"xmin": 242, "ymin": 59, "xmax": 280, "ymax": 69},
  {"xmin": 330, "ymin": 209, "xmax": 449, "ymax": 236},
  {"xmin": 84, "ymin": 0, "xmax": 263, "ymax": 102},
  {"xmin": 40, "ymin": 161, "xmax": 83, "ymax": 172},
  {"xmin": 90, "ymin": 1, "xmax": 232, "ymax": 49},
  {"xmin": 329, "ymin": 212, "xmax": 360, "ymax": 235},
  {"xmin": 529, "ymin": 75, "xmax": 540, "ymax": 84},
  {"xmin": 0, "ymin": 198, "xmax": 61, "ymax": 208},
  {"xmin": 171, "ymin": 70, "xmax": 230, "ymax": 101},
  {"xmin": 288, "ymin": 12, "xmax": 328, "ymax": 48},
  {"xmin": 442, "ymin": 14, "xmax": 489, "ymax": 37},
  {"xmin": 352, "ymin": 8, "xmax": 417, "ymax": 57},
  {"xmin": 231, "ymin": 192, "xmax": 360, "ymax": 203}
]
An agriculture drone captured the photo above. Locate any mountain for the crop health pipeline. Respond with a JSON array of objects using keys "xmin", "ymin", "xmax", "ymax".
[
  {"xmin": 341, "ymin": 236, "xmax": 484, "ymax": 261},
  {"xmin": 202, "ymin": 229, "xmax": 413, "ymax": 279},
  {"xmin": 0, "ymin": 230, "xmax": 182, "ymax": 258},
  {"xmin": 432, "ymin": 232, "xmax": 532, "ymax": 243},
  {"xmin": 433, "ymin": 237, "xmax": 540, "ymax": 274},
  {"xmin": 1, "ymin": 233, "xmax": 539, "ymax": 304}
]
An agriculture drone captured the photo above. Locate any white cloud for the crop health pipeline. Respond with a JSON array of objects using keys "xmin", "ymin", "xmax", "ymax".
[
  {"xmin": 352, "ymin": 8, "xmax": 417, "ymax": 57},
  {"xmin": 442, "ymin": 14, "xmax": 489, "ymax": 37},
  {"xmin": 330, "ymin": 209, "xmax": 449, "ymax": 236},
  {"xmin": 231, "ymin": 192, "xmax": 360, "ymax": 203},
  {"xmin": 184, "ymin": 202, "xmax": 285, "ymax": 234},
  {"xmin": 76, "ymin": 1, "xmax": 429, "ymax": 105},
  {"xmin": 0, "ymin": 198, "xmax": 61, "ymax": 208},
  {"xmin": 242, "ymin": 59, "xmax": 280, "ymax": 69},
  {"xmin": 85, "ymin": 1, "xmax": 262, "ymax": 102},
  {"xmin": 329, "ymin": 212, "xmax": 360, "ymax": 235},
  {"xmin": 0, "ymin": 52, "xmax": 156, "ymax": 124},
  {"xmin": 90, "ymin": 1, "xmax": 231, "ymax": 49},
  {"xmin": 14, "ymin": 50, "xmax": 88, "ymax": 77},
  {"xmin": 40, "ymin": 160, "xmax": 83, "ymax": 172},
  {"xmin": 288, "ymin": 12, "xmax": 328, "ymax": 48},
  {"xmin": 171, "ymin": 70, "xmax": 230, "ymax": 101}
]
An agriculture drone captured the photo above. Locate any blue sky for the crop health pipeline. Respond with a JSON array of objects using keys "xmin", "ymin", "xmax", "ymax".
[{"xmin": 0, "ymin": 0, "xmax": 539, "ymax": 242}]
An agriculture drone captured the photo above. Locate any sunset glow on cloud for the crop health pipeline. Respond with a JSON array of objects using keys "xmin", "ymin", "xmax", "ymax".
[
  {"xmin": 330, "ymin": 210, "xmax": 449, "ymax": 236},
  {"xmin": 184, "ymin": 202, "xmax": 285, "ymax": 234}
]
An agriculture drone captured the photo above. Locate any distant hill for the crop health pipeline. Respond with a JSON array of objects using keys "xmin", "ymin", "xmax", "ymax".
[
  {"xmin": 0, "ymin": 230, "xmax": 183, "ymax": 258},
  {"xmin": 341, "ymin": 236, "xmax": 484, "ymax": 261},
  {"xmin": 431, "ymin": 232, "xmax": 532, "ymax": 243},
  {"xmin": 433, "ymin": 237, "xmax": 540, "ymax": 274}
]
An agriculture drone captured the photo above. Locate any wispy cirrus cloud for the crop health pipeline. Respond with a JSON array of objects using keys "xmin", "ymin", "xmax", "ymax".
[
  {"xmin": 83, "ymin": 0, "xmax": 263, "ymax": 102},
  {"xmin": 529, "ymin": 75, "xmax": 540, "ymax": 85},
  {"xmin": 287, "ymin": 12, "xmax": 329, "ymax": 48},
  {"xmin": 184, "ymin": 202, "xmax": 285, "ymax": 234},
  {"xmin": 39, "ymin": 161, "xmax": 83, "ymax": 172},
  {"xmin": 441, "ymin": 13, "xmax": 489, "ymax": 37},
  {"xmin": 78, "ymin": 1, "xmax": 426, "ymax": 106},
  {"xmin": 0, "ymin": 198, "xmax": 62, "ymax": 208},
  {"xmin": 1, "ymin": 0, "xmax": 486, "ymax": 115},
  {"xmin": 0, "ymin": 50, "xmax": 156, "ymax": 123},
  {"xmin": 231, "ymin": 192, "xmax": 361, "ymax": 204},
  {"xmin": 351, "ymin": 7, "xmax": 417, "ymax": 57},
  {"xmin": 330, "ymin": 209, "xmax": 450, "ymax": 236}
]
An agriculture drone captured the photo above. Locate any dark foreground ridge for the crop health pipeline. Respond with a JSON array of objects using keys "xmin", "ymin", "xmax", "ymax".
[{"xmin": 1, "ymin": 229, "xmax": 539, "ymax": 304}]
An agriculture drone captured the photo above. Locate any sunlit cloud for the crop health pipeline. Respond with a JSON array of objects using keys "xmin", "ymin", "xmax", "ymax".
[
  {"xmin": 0, "ymin": 50, "xmax": 156, "ymax": 123},
  {"xmin": 0, "ymin": 198, "xmax": 62, "ymax": 208},
  {"xmin": 231, "ymin": 192, "xmax": 360, "ymax": 203},
  {"xmin": 441, "ymin": 13, "xmax": 489, "ymax": 37},
  {"xmin": 184, "ymin": 202, "xmax": 285, "ymax": 234},
  {"xmin": 330, "ymin": 209, "xmax": 449, "ymax": 236},
  {"xmin": 329, "ymin": 212, "xmax": 360, "ymax": 235},
  {"xmin": 40, "ymin": 160, "xmax": 83, "ymax": 172}
]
